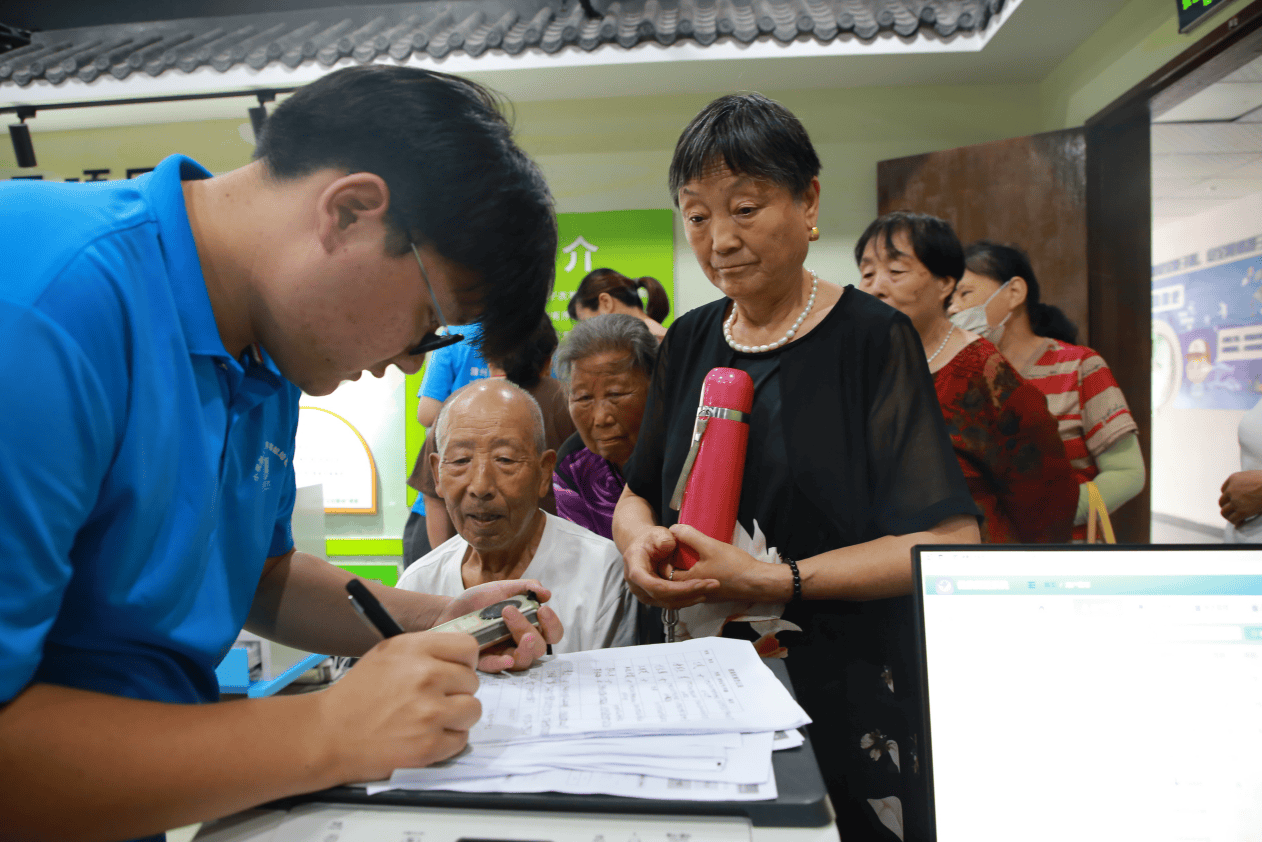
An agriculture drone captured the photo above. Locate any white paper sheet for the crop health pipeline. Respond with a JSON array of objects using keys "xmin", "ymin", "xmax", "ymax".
[
  {"xmin": 470, "ymin": 637, "xmax": 810, "ymax": 744},
  {"xmin": 425, "ymin": 730, "xmax": 775, "ymax": 784},
  {"xmin": 372, "ymin": 639, "xmax": 808, "ymax": 802},
  {"xmin": 376, "ymin": 762, "xmax": 779, "ymax": 801},
  {"xmin": 774, "ymin": 728, "xmax": 805, "ymax": 750}
]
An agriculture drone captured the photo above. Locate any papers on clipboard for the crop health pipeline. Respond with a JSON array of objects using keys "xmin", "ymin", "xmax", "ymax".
[{"xmin": 371, "ymin": 638, "xmax": 811, "ymax": 802}]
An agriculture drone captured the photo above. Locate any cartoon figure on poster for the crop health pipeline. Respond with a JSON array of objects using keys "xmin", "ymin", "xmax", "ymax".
[{"xmin": 1152, "ymin": 245, "xmax": 1262, "ymax": 410}]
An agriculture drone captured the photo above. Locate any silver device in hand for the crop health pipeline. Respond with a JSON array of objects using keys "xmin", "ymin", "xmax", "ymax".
[{"xmin": 429, "ymin": 591, "xmax": 542, "ymax": 649}]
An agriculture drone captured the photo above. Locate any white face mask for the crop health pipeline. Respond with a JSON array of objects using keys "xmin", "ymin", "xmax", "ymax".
[{"xmin": 950, "ymin": 279, "xmax": 1012, "ymax": 343}]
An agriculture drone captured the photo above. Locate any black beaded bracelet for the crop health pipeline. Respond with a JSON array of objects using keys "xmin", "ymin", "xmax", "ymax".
[{"xmin": 783, "ymin": 555, "xmax": 802, "ymax": 602}]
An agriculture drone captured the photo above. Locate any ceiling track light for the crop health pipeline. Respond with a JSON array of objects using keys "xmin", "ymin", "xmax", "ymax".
[
  {"xmin": 247, "ymin": 92, "xmax": 275, "ymax": 144},
  {"xmin": 2, "ymin": 87, "xmax": 293, "ymax": 161},
  {"xmin": 9, "ymin": 106, "xmax": 37, "ymax": 168}
]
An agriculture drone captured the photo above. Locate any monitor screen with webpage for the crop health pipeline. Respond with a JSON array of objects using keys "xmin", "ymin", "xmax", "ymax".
[{"xmin": 914, "ymin": 545, "xmax": 1262, "ymax": 842}]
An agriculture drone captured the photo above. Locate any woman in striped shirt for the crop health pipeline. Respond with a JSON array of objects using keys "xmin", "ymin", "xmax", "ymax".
[{"xmin": 948, "ymin": 242, "xmax": 1145, "ymax": 539}]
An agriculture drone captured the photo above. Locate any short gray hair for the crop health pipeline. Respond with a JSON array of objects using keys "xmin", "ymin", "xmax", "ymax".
[
  {"xmin": 555, "ymin": 314, "xmax": 657, "ymax": 383},
  {"xmin": 433, "ymin": 379, "xmax": 546, "ymax": 456}
]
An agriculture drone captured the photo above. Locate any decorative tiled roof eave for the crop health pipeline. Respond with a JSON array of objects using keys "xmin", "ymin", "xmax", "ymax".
[{"xmin": 0, "ymin": 0, "xmax": 1007, "ymax": 89}]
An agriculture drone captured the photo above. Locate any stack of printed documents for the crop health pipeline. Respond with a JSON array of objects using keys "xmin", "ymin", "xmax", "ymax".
[{"xmin": 370, "ymin": 637, "xmax": 811, "ymax": 801}]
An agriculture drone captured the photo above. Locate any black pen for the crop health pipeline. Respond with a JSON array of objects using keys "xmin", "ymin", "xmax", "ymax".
[{"xmin": 346, "ymin": 579, "xmax": 406, "ymax": 639}]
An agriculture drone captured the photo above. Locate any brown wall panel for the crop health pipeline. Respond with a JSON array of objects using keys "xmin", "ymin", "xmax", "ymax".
[
  {"xmin": 1086, "ymin": 105, "xmax": 1151, "ymax": 544},
  {"xmin": 877, "ymin": 129, "xmax": 1089, "ymax": 345}
]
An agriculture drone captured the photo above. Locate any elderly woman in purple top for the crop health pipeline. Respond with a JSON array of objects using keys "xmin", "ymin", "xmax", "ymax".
[{"xmin": 553, "ymin": 315, "xmax": 658, "ymax": 540}]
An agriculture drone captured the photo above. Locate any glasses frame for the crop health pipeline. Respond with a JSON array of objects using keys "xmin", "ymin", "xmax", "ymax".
[{"xmin": 408, "ymin": 242, "xmax": 465, "ymax": 356}]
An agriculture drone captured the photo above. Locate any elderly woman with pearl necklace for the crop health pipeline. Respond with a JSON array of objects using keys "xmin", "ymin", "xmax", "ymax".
[{"xmin": 612, "ymin": 92, "xmax": 981, "ymax": 842}]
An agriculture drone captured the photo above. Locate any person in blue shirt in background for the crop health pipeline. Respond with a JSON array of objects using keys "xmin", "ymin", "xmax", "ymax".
[
  {"xmin": 404, "ymin": 324, "xmax": 490, "ymax": 567},
  {"xmin": 0, "ymin": 66, "xmax": 562, "ymax": 841}
]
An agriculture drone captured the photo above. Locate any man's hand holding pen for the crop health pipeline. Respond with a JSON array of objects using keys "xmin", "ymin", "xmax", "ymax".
[{"xmin": 323, "ymin": 578, "xmax": 563, "ymax": 781}]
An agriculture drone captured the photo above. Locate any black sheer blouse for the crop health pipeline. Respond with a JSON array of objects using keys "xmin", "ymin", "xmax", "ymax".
[
  {"xmin": 623, "ymin": 286, "xmax": 978, "ymax": 839},
  {"xmin": 625, "ymin": 285, "xmax": 974, "ymax": 556}
]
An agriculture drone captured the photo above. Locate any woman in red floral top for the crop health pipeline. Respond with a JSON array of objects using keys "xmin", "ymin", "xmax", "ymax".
[
  {"xmin": 950, "ymin": 242, "xmax": 1145, "ymax": 541},
  {"xmin": 857, "ymin": 213, "xmax": 1077, "ymax": 543}
]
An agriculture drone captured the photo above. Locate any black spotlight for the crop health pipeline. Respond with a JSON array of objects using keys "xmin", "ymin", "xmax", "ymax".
[
  {"xmin": 247, "ymin": 92, "xmax": 275, "ymax": 144},
  {"xmin": 9, "ymin": 107, "xmax": 36, "ymax": 168}
]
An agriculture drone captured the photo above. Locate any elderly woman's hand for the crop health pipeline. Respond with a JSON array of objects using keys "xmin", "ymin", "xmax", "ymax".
[
  {"xmin": 622, "ymin": 524, "xmax": 720, "ymax": 609},
  {"xmin": 666, "ymin": 524, "xmax": 794, "ymax": 604}
]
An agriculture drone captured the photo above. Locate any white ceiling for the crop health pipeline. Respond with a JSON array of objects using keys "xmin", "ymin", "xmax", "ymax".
[
  {"xmin": 9, "ymin": 0, "xmax": 1129, "ymax": 131},
  {"xmin": 1153, "ymin": 52, "xmax": 1262, "ymax": 228}
]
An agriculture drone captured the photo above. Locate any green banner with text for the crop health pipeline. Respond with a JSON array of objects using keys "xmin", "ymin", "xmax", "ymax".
[{"xmin": 549, "ymin": 209, "xmax": 676, "ymax": 341}]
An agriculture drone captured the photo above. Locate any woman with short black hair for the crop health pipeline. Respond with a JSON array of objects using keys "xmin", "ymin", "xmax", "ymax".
[{"xmin": 614, "ymin": 92, "xmax": 981, "ymax": 841}]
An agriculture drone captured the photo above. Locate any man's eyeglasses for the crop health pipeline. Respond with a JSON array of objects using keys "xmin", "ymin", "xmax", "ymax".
[{"xmin": 408, "ymin": 243, "xmax": 465, "ymax": 356}]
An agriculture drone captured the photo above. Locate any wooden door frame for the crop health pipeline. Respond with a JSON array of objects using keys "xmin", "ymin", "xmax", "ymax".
[{"xmin": 1086, "ymin": 0, "xmax": 1262, "ymax": 542}]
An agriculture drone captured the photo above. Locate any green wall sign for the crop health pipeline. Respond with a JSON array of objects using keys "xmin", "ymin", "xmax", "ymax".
[
  {"xmin": 549, "ymin": 209, "xmax": 676, "ymax": 342},
  {"xmin": 1178, "ymin": 0, "xmax": 1236, "ymax": 33}
]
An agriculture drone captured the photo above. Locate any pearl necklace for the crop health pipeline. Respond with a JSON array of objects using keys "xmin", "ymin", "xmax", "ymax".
[
  {"xmin": 724, "ymin": 270, "xmax": 818, "ymax": 354},
  {"xmin": 926, "ymin": 324, "xmax": 955, "ymax": 364}
]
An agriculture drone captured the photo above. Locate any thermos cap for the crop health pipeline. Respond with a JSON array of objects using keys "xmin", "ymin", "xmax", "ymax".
[{"xmin": 702, "ymin": 367, "xmax": 754, "ymax": 414}]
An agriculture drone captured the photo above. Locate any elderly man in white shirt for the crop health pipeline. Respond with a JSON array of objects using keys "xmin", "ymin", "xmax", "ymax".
[{"xmin": 399, "ymin": 379, "xmax": 636, "ymax": 653}]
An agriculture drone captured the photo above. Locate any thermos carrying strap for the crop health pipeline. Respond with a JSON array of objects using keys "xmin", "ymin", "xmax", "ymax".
[
  {"xmin": 669, "ymin": 404, "xmax": 747, "ymax": 511},
  {"xmin": 703, "ymin": 407, "xmax": 746, "ymax": 423}
]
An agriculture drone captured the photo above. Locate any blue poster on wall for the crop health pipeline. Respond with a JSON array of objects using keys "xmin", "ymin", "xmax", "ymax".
[{"xmin": 1152, "ymin": 237, "xmax": 1262, "ymax": 410}]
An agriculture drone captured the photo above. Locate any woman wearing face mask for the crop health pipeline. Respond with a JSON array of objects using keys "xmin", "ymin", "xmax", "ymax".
[
  {"xmin": 858, "ymin": 213, "xmax": 1077, "ymax": 544},
  {"xmin": 950, "ymin": 241, "xmax": 1145, "ymax": 540}
]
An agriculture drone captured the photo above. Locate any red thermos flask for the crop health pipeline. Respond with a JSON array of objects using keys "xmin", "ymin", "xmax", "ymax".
[{"xmin": 670, "ymin": 367, "xmax": 755, "ymax": 570}]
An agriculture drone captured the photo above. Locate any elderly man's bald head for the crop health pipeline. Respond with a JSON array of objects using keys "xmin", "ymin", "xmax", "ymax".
[
  {"xmin": 433, "ymin": 379, "xmax": 546, "ymax": 457},
  {"xmin": 430, "ymin": 379, "xmax": 555, "ymax": 556}
]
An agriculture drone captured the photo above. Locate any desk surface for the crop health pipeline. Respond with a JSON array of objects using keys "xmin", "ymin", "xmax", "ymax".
[{"xmin": 197, "ymin": 803, "xmax": 839, "ymax": 842}]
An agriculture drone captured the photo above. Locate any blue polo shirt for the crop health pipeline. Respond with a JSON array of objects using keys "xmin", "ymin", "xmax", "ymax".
[{"xmin": 0, "ymin": 155, "xmax": 299, "ymax": 706}]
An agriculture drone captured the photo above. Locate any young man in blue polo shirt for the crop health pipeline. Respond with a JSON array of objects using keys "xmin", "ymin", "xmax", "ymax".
[{"xmin": 0, "ymin": 67, "xmax": 561, "ymax": 841}]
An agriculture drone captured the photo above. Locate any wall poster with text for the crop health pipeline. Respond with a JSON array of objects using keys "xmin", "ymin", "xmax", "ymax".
[{"xmin": 1152, "ymin": 235, "xmax": 1262, "ymax": 412}]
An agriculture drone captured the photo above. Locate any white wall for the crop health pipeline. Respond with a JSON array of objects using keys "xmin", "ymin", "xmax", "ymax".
[
  {"xmin": 299, "ymin": 370, "xmax": 411, "ymax": 540},
  {"xmin": 1151, "ymin": 192, "xmax": 1262, "ymax": 532}
]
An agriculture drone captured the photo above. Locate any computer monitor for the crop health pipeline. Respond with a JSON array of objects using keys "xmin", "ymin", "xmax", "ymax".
[{"xmin": 913, "ymin": 545, "xmax": 1262, "ymax": 842}]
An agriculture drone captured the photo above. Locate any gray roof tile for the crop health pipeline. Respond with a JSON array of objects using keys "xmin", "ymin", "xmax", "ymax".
[{"xmin": 0, "ymin": 0, "xmax": 1006, "ymax": 89}]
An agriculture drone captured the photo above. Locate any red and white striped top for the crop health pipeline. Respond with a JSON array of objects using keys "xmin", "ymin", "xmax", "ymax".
[{"xmin": 1021, "ymin": 339, "xmax": 1138, "ymax": 485}]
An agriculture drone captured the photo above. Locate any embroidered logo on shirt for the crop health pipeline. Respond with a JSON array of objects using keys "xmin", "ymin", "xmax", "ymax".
[{"xmin": 253, "ymin": 442, "xmax": 289, "ymax": 491}]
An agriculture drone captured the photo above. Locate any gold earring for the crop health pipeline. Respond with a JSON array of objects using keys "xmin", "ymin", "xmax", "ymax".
[{"xmin": 809, "ymin": 226, "xmax": 820, "ymax": 241}]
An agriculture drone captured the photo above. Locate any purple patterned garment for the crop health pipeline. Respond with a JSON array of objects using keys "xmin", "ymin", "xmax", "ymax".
[{"xmin": 553, "ymin": 445, "xmax": 625, "ymax": 541}]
